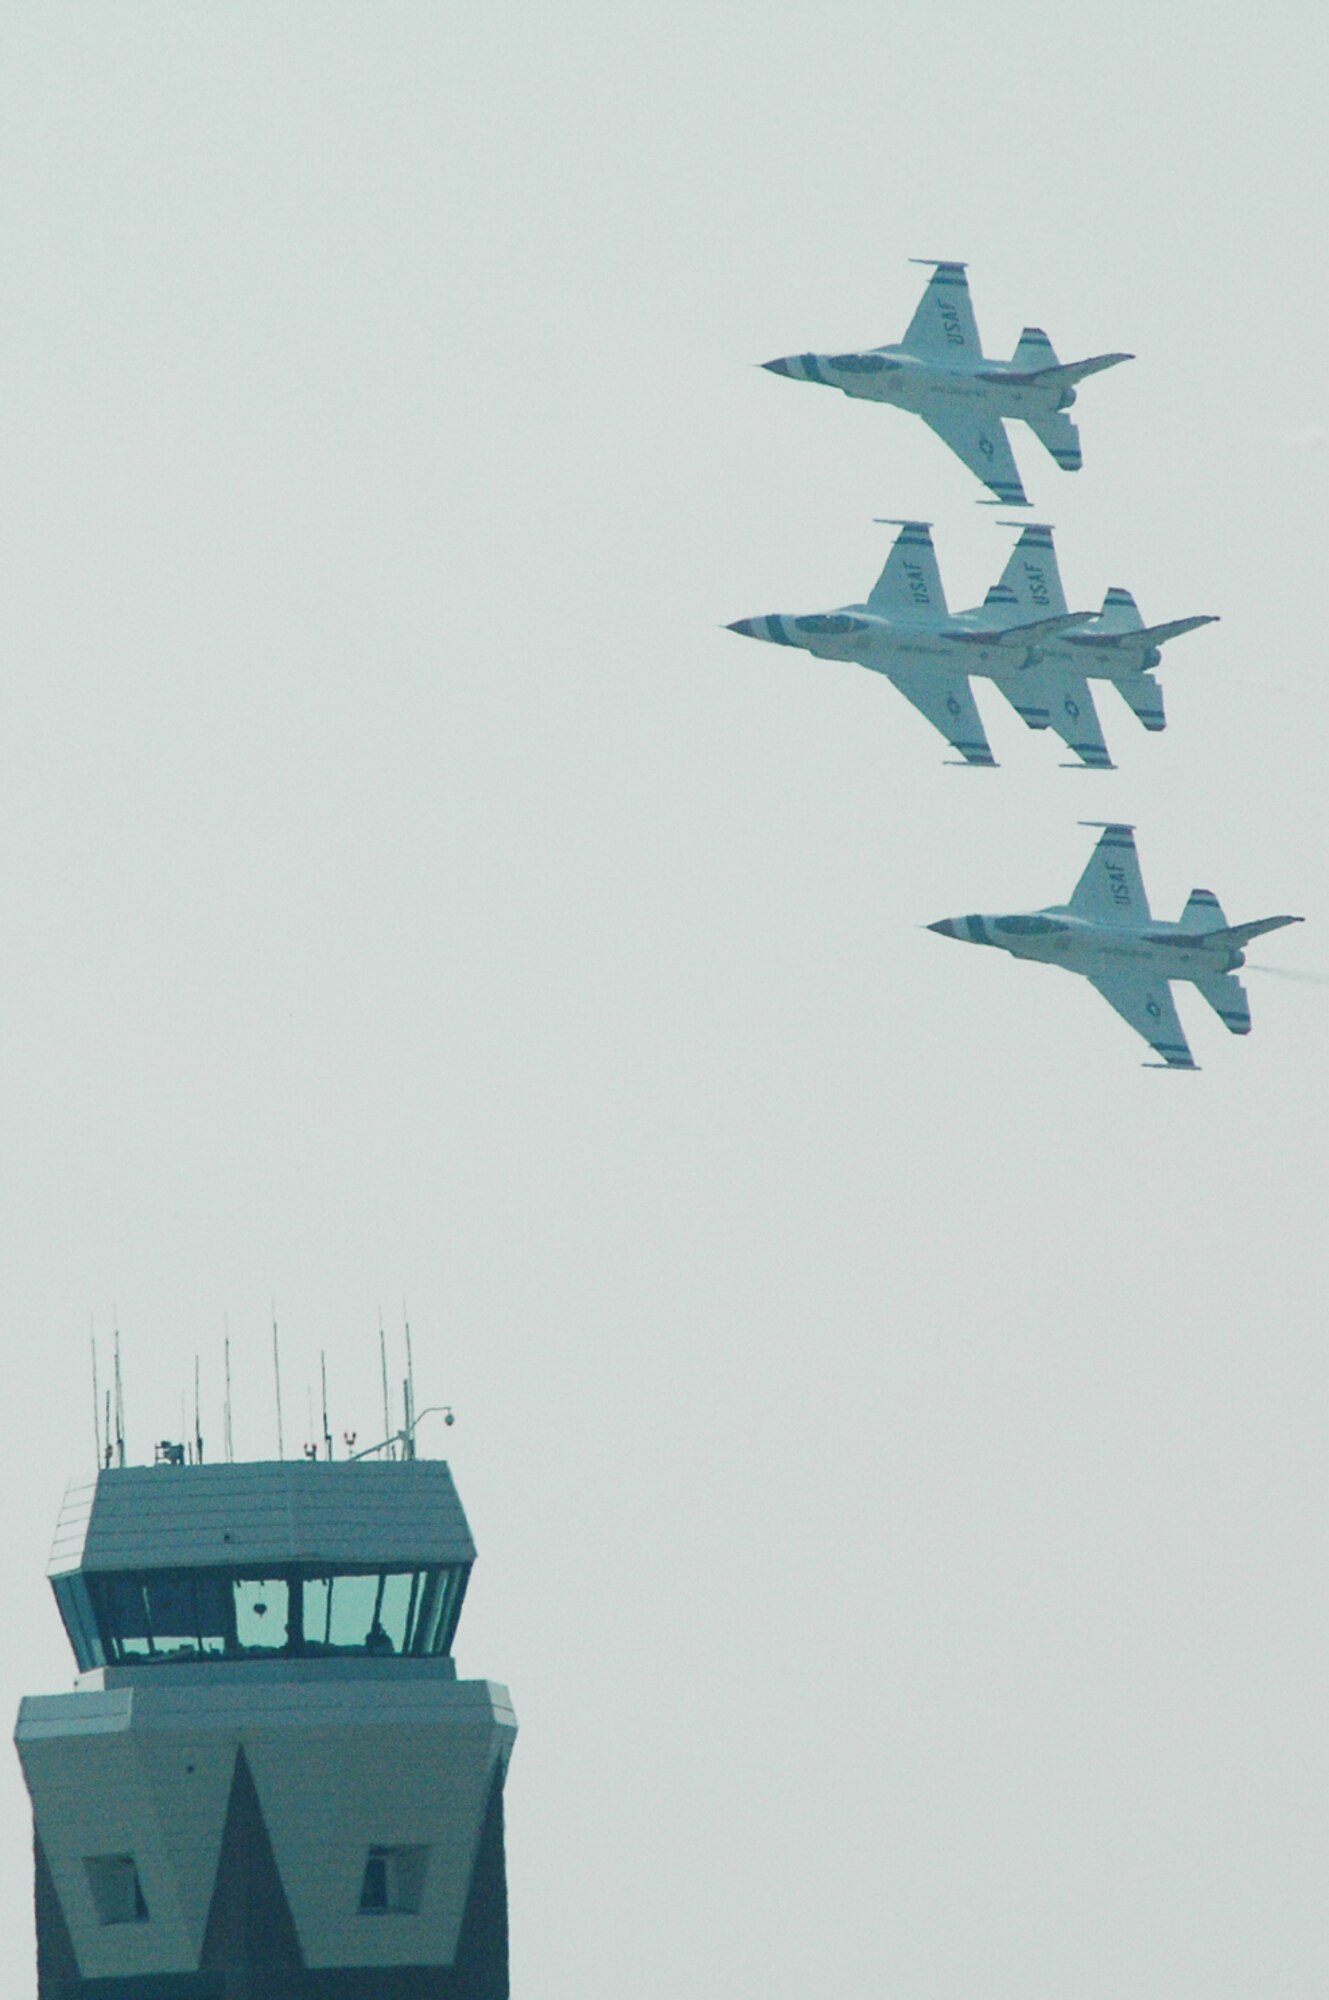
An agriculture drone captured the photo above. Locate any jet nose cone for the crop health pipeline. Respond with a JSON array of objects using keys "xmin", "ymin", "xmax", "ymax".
[
  {"xmin": 927, "ymin": 918, "xmax": 961, "ymax": 938},
  {"xmin": 726, "ymin": 618, "xmax": 759, "ymax": 637},
  {"xmin": 761, "ymin": 356, "xmax": 794, "ymax": 376}
]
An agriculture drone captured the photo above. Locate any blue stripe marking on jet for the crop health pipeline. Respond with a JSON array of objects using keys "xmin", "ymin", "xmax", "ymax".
[
  {"xmin": 965, "ymin": 915, "xmax": 988, "ymax": 942},
  {"xmin": 801, "ymin": 353, "xmax": 826, "ymax": 385},
  {"xmin": 766, "ymin": 615, "xmax": 792, "ymax": 645}
]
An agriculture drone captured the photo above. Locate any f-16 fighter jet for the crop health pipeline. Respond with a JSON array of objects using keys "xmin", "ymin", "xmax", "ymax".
[
  {"xmin": 727, "ymin": 519, "xmax": 1092, "ymax": 767},
  {"xmin": 762, "ymin": 261, "xmax": 1131, "ymax": 506},
  {"xmin": 928, "ymin": 823, "xmax": 1301, "ymax": 1069},
  {"xmin": 976, "ymin": 522, "xmax": 1219, "ymax": 768}
]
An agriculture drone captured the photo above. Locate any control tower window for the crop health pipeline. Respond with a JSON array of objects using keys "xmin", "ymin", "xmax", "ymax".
[
  {"xmin": 84, "ymin": 1855, "xmax": 149, "ymax": 1926},
  {"xmin": 233, "ymin": 1578, "xmax": 292, "ymax": 1653},
  {"xmin": 73, "ymin": 1563, "xmax": 469, "ymax": 1667}
]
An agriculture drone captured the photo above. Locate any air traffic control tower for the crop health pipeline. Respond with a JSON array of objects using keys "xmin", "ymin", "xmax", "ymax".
[{"xmin": 14, "ymin": 1456, "xmax": 516, "ymax": 1998}]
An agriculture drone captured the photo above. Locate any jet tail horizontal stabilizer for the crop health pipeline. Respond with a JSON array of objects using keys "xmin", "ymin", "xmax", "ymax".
[
  {"xmin": 956, "ymin": 611, "xmax": 1094, "ymax": 647},
  {"xmin": 1133, "ymin": 614, "xmax": 1220, "ymax": 647},
  {"xmin": 1082, "ymin": 613, "xmax": 1218, "ymax": 649},
  {"xmin": 1216, "ymin": 915, "xmax": 1304, "ymax": 949},
  {"xmin": 991, "ymin": 352, "xmax": 1134, "ymax": 391}
]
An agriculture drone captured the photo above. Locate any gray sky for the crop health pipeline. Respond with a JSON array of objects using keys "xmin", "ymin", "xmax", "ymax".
[{"xmin": 2, "ymin": 4, "xmax": 1327, "ymax": 1993}]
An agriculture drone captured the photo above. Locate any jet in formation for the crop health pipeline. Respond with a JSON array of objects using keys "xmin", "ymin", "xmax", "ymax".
[
  {"xmin": 762, "ymin": 260, "xmax": 1131, "ymax": 506},
  {"xmin": 727, "ymin": 519, "xmax": 1216, "ymax": 768},
  {"xmin": 928, "ymin": 823, "xmax": 1301, "ymax": 1069}
]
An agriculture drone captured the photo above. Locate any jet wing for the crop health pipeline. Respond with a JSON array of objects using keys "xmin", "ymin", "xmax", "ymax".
[
  {"xmin": 867, "ymin": 521, "xmax": 949, "ymax": 618},
  {"xmin": 900, "ymin": 261, "xmax": 980, "ymax": 360},
  {"xmin": 884, "ymin": 661, "xmax": 995, "ymax": 766},
  {"xmin": 1041, "ymin": 675, "xmax": 1114, "ymax": 768},
  {"xmin": 992, "ymin": 521, "xmax": 1070, "ymax": 617},
  {"xmin": 1067, "ymin": 823, "xmax": 1149, "ymax": 924},
  {"xmin": 1087, "ymin": 969, "xmax": 1197, "ymax": 1069},
  {"xmin": 919, "ymin": 406, "xmax": 1029, "ymax": 506}
]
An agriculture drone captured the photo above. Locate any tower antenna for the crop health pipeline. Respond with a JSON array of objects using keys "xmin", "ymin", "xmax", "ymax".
[
  {"xmin": 321, "ymin": 1352, "xmax": 332, "ymax": 1461},
  {"xmin": 403, "ymin": 1301, "xmax": 417, "ymax": 1459},
  {"xmin": 272, "ymin": 1304, "xmax": 285, "ymax": 1461},
  {"xmin": 194, "ymin": 1356, "xmax": 204, "ymax": 1465},
  {"xmin": 91, "ymin": 1320, "xmax": 102, "ymax": 1473},
  {"xmin": 112, "ymin": 1318, "xmax": 126, "ymax": 1469},
  {"xmin": 223, "ymin": 1318, "xmax": 234, "ymax": 1463},
  {"xmin": 379, "ymin": 1315, "xmax": 393, "ymax": 1460}
]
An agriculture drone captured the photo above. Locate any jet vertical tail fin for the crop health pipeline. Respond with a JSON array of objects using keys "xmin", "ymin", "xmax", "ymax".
[
  {"xmin": 1179, "ymin": 888, "xmax": 1228, "ymax": 933},
  {"xmin": 1092, "ymin": 586, "xmax": 1144, "ymax": 634},
  {"xmin": 1011, "ymin": 326, "xmax": 1060, "ymax": 371}
]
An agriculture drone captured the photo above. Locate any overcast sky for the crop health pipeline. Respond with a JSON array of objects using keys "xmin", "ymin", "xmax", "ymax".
[{"xmin": 2, "ymin": 5, "xmax": 1327, "ymax": 1994}]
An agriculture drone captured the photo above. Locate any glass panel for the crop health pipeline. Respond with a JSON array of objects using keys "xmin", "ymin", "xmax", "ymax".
[
  {"xmin": 141, "ymin": 1574, "xmax": 202, "ymax": 1659},
  {"xmin": 413, "ymin": 1567, "xmax": 464, "ymax": 1656},
  {"xmin": 97, "ymin": 1576, "xmax": 156, "ymax": 1658},
  {"xmin": 232, "ymin": 1577, "xmax": 291, "ymax": 1654},
  {"xmin": 303, "ymin": 1576, "xmax": 333, "ymax": 1652},
  {"xmin": 325, "ymin": 1573, "xmax": 380, "ymax": 1651},
  {"xmin": 75, "ymin": 1564, "xmax": 467, "ymax": 1663},
  {"xmin": 375, "ymin": 1573, "xmax": 413, "ymax": 1654},
  {"xmin": 52, "ymin": 1575, "xmax": 103, "ymax": 1671}
]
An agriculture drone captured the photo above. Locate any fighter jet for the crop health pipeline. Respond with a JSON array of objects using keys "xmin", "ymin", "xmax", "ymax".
[
  {"xmin": 762, "ymin": 261, "xmax": 1131, "ymax": 506},
  {"xmin": 727, "ymin": 519, "xmax": 1093, "ymax": 767},
  {"xmin": 928, "ymin": 823, "xmax": 1301, "ymax": 1069},
  {"xmin": 975, "ymin": 522, "xmax": 1219, "ymax": 768}
]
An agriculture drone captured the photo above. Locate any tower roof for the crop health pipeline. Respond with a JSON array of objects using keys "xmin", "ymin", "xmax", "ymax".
[{"xmin": 49, "ymin": 1460, "xmax": 476, "ymax": 1577}]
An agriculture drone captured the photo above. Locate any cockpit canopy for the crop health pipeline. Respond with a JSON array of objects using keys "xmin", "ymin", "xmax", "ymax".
[
  {"xmin": 993, "ymin": 915, "xmax": 1069, "ymax": 936},
  {"xmin": 793, "ymin": 614, "xmax": 869, "ymax": 635}
]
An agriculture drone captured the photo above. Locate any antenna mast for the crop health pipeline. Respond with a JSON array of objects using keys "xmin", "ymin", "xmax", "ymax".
[
  {"xmin": 223, "ymin": 1319, "xmax": 234, "ymax": 1463},
  {"xmin": 403, "ymin": 1302, "xmax": 417, "ymax": 1459},
  {"xmin": 112, "ymin": 1321, "xmax": 125, "ymax": 1469},
  {"xmin": 272, "ymin": 1305, "xmax": 285, "ymax": 1461},
  {"xmin": 379, "ymin": 1317, "xmax": 393, "ymax": 1460},
  {"xmin": 321, "ymin": 1352, "xmax": 332, "ymax": 1461},
  {"xmin": 194, "ymin": 1356, "xmax": 203, "ymax": 1465}
]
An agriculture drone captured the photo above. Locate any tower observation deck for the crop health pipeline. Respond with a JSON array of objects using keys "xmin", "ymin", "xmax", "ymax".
[{"xmin": 15, "ymin": 1457, "xmax": 516, "ymax": 1998}]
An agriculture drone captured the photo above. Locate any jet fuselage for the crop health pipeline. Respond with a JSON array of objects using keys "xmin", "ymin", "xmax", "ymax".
[
  {"xmin": 764, "ymin": 346, "xmax": 1076, "ymax": 426},
  {"xmin": 727, "ymin": 603, "xmax": 1041, "ymax": 675},
  {"xmin": 929, "ymin": 910, "xmax": 1247, "ymax": 979}
]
